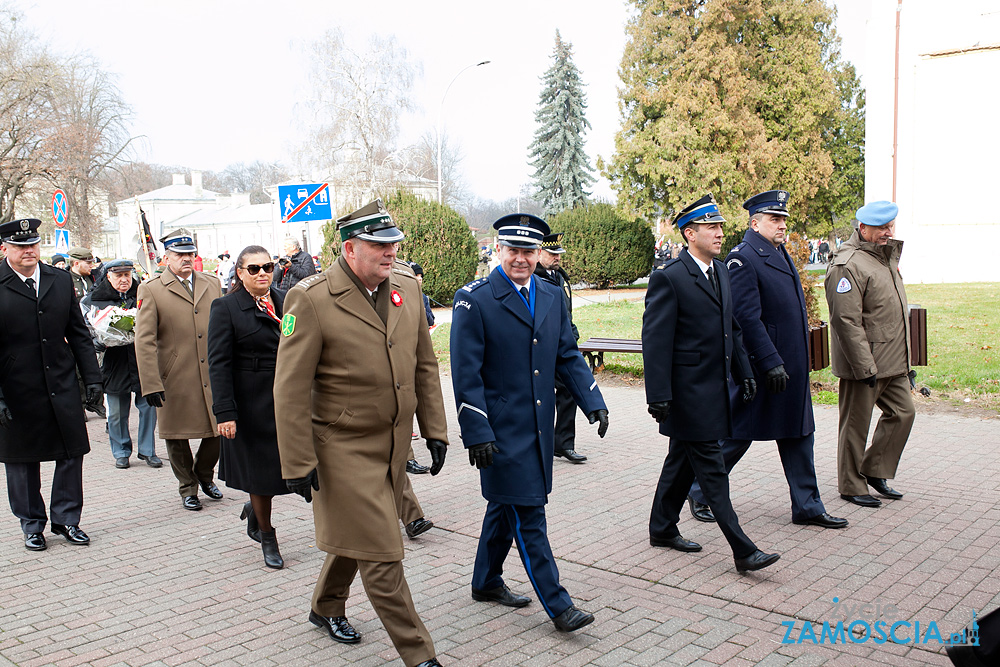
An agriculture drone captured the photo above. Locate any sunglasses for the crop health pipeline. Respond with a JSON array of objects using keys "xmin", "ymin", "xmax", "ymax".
[{"xmin": 243, "ymin": 262, "xmax": 275, "ymax": 275}]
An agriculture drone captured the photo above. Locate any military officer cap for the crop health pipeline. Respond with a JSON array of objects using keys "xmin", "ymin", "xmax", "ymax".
[
  {"xmin": 160, "ymin": 228, "xmax": 197, "ymax": 253},
  {"xmin": 541, "ymin": 232, "xmax": 566, "ymax": 254},
  {"xmin": 673, "ymin": 194, "xmax": 726, "ymax": 229},
  {"xmin": 337, "ymin": 199, "xmax": 404, "ymax": 243},
  {"xmin": 68, "ymin": 246, "xmax": 95, "ymax": 261},
  {"xmin": 104, "ymin": 258, "xmax": 134, "ymax": 273},
  {"xmin": 0, "ymin": 218, "xmax": 42, "ymax": 245},
  {"xmin": 743, "ymin": 190, "xmax": 790, "ymax": 217},
  {"xmin": 856, "ymin": 201, "xmax": 898, "ymax": 227},
  {"xmin": 493, "ymin": 213, "xmax": 549, "ymax": 248}
]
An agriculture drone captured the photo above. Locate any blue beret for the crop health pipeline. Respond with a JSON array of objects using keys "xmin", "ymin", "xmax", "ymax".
[
  {"xmin": 743, "ymin": 190, "xmax": 790, "ymax": 217},
  {"xmin": 674, "ymin": 194, "xmax": 725, "ymax": 229},
  {"xmin": 856, "ymin": 201, "xmax": 898, "ymax": 227},
  {"xmin": 493, "ymin": 213, "xmax": 549, "ymax": 248}
]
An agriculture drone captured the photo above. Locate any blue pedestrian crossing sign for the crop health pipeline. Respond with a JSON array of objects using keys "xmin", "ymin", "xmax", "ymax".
[
  {"xmin": 278, "ymin": 183, "xmax": 331, "ymax": 223},
  {"xmin": 54, "ymin": 228, "xmax": 70, "ymax": 254}
]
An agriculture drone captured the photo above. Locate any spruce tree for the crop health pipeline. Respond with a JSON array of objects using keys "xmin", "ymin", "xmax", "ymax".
[{"xmin": 528, "ymin": 31, "xmax": 596, "ymax": 215}]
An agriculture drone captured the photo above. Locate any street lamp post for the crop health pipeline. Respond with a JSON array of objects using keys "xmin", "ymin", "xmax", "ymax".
[{"xmin": 437, "ymin": 60, "xmax": 491, "ymax": 204}]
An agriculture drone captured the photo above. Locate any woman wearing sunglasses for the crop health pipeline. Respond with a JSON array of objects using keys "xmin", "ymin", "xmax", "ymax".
[{"xmin": 207, "ymin": 245, "xmax": 290, "ymax": 568}]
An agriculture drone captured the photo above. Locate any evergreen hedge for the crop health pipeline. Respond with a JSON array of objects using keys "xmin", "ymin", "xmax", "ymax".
[
  {"xmin": 319, "ymin": 191, "xmax": 477, "ymax": 305},
  {"xmin": 550, "ymin": 203, "xmax": 654, "ymax": 288}
]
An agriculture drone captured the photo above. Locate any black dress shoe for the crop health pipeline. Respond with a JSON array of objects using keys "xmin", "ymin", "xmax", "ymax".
[
  {"xmin": 183, "ymin": 495, "xmax": 202, "ymax": 511},
  {"xmin": 649, "ymin": 534, "xmax": 702, "ymax": 552},
  {"xmin": 308, "ymin": 610, "xmax": 362, "ymax": 644},
  {"xmin": 840, "ymin": 493, "xmax": 882, "ymax": 507},
  {"xmin": 687, "ymin": 496, "xmax": 716, "ymax": 522},
  {"xmin": 735, "ymin": 549, "xmax": 781, "ymax": 572},
  {"xmin": 554, "ymin": 449, "xmax": 587, "ymax": 463},
  {"xmin": 793, "ymin": 512, "xmax": 849, "ymax": 529},
  {"xmin": 866, "ymin": 477, "xmax": 903, "ymax": 499},
  {"xmin": 553, "ymin": 606, "xmax": 595, "ymax": 632},
  {"xmin": 115, "ymin": 457, "xmax": 130, "ymax": 469},
  {"xmin": 51, "ymin": 524, "xmax": 90, "ymax": 545},
  {"xmin": 138, "ymin": 454, "xmax": 163, "ymax": 468},
  {"xmin": 240, "ymin": 501, "xmax": 261, "ymax": 543},
  {"xmin": 405, "ymin": 517, "xmax": 433, "ymax": 538},
  {"xmin": 199, "ymin": 481, "xmax": 223, "ymax": 500},
  {"xmin": 406, "ymin": 459, "xmax": 430, "ymax": 474},
  {"xmin": 24, "ymin": 533, "xmax": 46, "ymax": 551},
  {"xmin": 471, "ymin": 584, "xmax": 531, "ymax": 607},
  {"xmin": 414, "ymin": 660, "xmax": 443, "ymax": 667}
]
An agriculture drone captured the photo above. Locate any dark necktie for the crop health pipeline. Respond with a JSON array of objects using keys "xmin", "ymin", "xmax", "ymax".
[
  {"xmin": 520, "ymin": 286, "xmax": 529, "ymax": 300},
  {"xmin": 182, "ymin": 278, "xmax": 193, "ymax": 296},
  {"xmin": 707, "ymin": 265, "xmax": 720, "ymax": 300},
  {"xmin": 25, "ymin": 277, "xmax": 36, "ymax": 296}
]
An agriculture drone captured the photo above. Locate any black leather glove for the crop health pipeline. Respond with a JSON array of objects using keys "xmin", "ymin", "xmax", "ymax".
[
  {"xmin": 587, "ymin": 409, "xmax": 609, "ymax": 438},
  {"xmin": 85, "ymin": 383, "xmax": 103, "ymax": 406},
  {"xmin": 468, "ymin": 442, "xmax": 497, "ymax": 469},
  {"xmin": 907, "ymin": 370, "xmax": 917, "ymax": 390},
  {"xmin": 862, "ymin": 375, "xmax": 877, "ymax": 388},
  {"xmin": 765, "ymin": 364, "xmax": 789, "ymax": 394},
  {"xmin": 144, "ymin": 392, "xmax": 165, "ymax": 408},
  {"xmin": 0, "ymin": 398, "xmax": 12, "ymax": 428},
  {"xmin": 425, "ymin": 438, "xmax": 447, "ymax": 476},
  {"xmin": 286, "ymin": 468, "xmax": 320, "ymax": 503},
  {"xmin": 742, "ymin": 378, "xmax": 757, "ymax": 403},
  {"xmin": 647, "ymin": 401, "xmax": 670, "ymax": 423}
]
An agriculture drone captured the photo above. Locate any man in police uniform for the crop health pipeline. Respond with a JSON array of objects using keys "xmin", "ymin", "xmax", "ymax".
[
  {"xmin": 642, "ymin": 194, "xmax": 779, "ymax": 572},
  {"xmin": 135, "ymin": 229, "xmax": 224, "ymax": 511},
  {"xmin": 533, "ymin": 232, "xmax": 588, "ymax": 463},
  {"xmin": 825, "ymin": 201, "xmax": 914, "ymax": 508},
  {"xmin": 687, "ymin": 191, "xmax": 848, "ymax": 529},
  {"xmin": 0, "ymin": 219, "xmax": 102, "ymax": 550},
  {"xmin": 450, "ymin": 214, "xmax": 609, "ymax": 633},
  {"xmin": 275, "ymin": 200, "xmax": 447, "ymax": 667}
]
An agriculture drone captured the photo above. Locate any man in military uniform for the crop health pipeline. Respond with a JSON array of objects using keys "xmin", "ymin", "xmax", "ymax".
[
  {"xmin": 67, "ymin": 247, "xmax": 95, "ymax": 299},
  {"xmin": 687, "ymin": 191, "xmax": 847, "ymax": 529},
  {"xmin": 135, "ymin": 229, "xmax": 224, "ymax": 511},
  {"xmin": 825, "ymin": 201, "xmax": 914, "ymax": 508},
  {"xmin": 642, "ymin": 195, "xmax": 780, "ymax": 572},
  {"xmin": 0, "ymin": 219, "xmax": 102, "ymax": 551},
  {"xmin": 533, "ymin": 232, "xmax": 588, "ymax": 463},
  {"xmin": 450, "ymin": 214, "xmax": 609, "ymax": 633},
  {"xmin": 274, "ymin": 200, "xmax": 447, "ymax": 667}
]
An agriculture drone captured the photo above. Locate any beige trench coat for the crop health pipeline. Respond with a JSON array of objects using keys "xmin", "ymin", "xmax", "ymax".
[
  {"xmin": 135, "ymin": 270, "xmax": 222, "ymax": 439},
  {"xmin": 274, "ymin": 260, "xmax": 448, "ymax": 562}
]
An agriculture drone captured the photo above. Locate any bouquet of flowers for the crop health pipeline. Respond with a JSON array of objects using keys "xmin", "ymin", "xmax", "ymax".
[{"xmin": 84, "ymin": 305, "xmax": 138, "ymax": 347}]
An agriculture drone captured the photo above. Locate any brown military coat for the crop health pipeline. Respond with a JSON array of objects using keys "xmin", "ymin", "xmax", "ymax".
[
  {"xmin": 825, "ymin": 231, "xmax": 910, "ymax": 380},
  {"xmin": 274, "ymin": 259, "xmax": 448, "ymax": 562},
  {"xmin": 135, "ymin": 270, "xmax": 222, "ymax": 439}
]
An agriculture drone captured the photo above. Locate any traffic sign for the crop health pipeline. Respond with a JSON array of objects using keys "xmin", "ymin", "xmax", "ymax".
[
  {"xmin": 278, "ymin": 183, "xmax": 331, "ymax": 224},
  {"xmin": 54, "ymin": 228, "xmax": 70, "ymax": 254},
  {"xmin": 52, "ymin": 189, "xmax": 68, "ymax": 227}
]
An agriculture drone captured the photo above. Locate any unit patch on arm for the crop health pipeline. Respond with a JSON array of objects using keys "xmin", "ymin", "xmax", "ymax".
[{"xmin": 281, "ymin": 314, "xmax": 296, "ymax": 336}]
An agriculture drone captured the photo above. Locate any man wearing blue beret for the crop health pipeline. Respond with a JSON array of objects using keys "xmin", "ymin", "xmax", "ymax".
[
  {"xmin": 687, "ymin": 190, "xmax": 848, "ymax": 529},
  {"xmin": 824, "ymin": 201, "xmax": 914, "ymax": 508}
]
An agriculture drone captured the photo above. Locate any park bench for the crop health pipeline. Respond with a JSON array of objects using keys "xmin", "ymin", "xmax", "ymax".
[{"xmin": 578, "ymin": 337, "xmax": 642, "ymax": 372}]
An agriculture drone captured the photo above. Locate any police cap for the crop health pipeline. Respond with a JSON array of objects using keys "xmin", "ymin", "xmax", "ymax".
[
  {"xmin": 743, "ymin": 190, "xmax": 790, "ymax": 217},
  {"xmin": 493, "ymin": 213, "xmax": 549, "ymax": 248},
  {"xmin": 541, "ymin": 232, "xmax": 566, "ymax": 254},
  {"xmin": 0, "ymin": 218, "xmax": 42, "ymax": 245}
]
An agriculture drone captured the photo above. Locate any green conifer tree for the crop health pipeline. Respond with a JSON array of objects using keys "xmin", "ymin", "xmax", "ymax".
[{"xmin": 528, "ymin": 31, "xmax": 596, "ymax": 215}]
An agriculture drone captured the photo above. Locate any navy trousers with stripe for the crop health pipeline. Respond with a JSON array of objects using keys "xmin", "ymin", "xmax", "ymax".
[{"xmin": 472, "ymin": 501, "xmax": 572, "ymax": 618}]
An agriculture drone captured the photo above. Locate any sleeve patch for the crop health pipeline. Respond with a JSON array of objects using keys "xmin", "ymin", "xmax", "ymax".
[
  {"xmin": 726, "ymin": 258, "xmax": 744, "ymax": 269},
  {"xmin": 836, "ymin": 277, "xmax": 852, "ymax": 293},
  {"xmin": 281, "ymin": 313, "xmax": 296, "ymax": 336}
]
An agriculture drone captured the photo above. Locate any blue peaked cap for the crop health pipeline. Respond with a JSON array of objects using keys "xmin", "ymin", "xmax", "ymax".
[
  {"xmin": 743, "ymin": 190, "xmax": 790, "ymax": 217},
  {"xmin": 493, "ymin": 213, "xmax": 549, "ymax": 248},
  {"xmin": 856, "ymin": 201, "xmax": 898, "ymax": 227},
  {"xmin": 674, "ymin": 194, "xmax": 726, "ymax": 229}
]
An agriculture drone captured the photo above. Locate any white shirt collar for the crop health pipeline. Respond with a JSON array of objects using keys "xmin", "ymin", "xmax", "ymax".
[
  {"xmin": 7, "ymin": 259, "xmax": 40, "ymax": 293},
  {"xmin": 689, "ymin": 253, "xmax": 712, "ymax": 279}
]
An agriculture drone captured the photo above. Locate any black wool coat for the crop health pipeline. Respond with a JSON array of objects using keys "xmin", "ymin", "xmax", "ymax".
[
  {"xmin": 0, "ymin": 261, "xmax": 101, "ymax": 463},
  {"xmin": 81, "ymin": 276, "xmax": 141, "ymax": 395}
]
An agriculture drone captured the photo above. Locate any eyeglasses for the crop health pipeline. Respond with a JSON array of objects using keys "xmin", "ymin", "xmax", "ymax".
[{"xmin": 244, "ymin": 262, "xmax": 275, "ymax": 275}]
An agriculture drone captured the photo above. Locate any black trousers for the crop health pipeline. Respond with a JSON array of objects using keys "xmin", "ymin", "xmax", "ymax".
[
  {"xmin": 553, "ymin": 375, "xmax": 578, "ymax": 453},
  {"xmin": 4, "ymin": 456, "xmax": 84, "ymax": 534},
  {"xmin": 650, "ymin": 438, "xmax": 756, "ymax": 558}
]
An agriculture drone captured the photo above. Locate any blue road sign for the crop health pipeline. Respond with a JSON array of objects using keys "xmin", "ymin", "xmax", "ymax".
[
  {"xmin": 54, "ymin": 228, "xmax": 70, "ymax": 254},
  {"xmin": 278, "ymin": 183, "xmax": 331, "ymax": 223}
]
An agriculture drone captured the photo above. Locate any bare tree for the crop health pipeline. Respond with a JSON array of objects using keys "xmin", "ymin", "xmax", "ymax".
[
  {"xmin": 399, "ymin": 130, "xmax": 469, "ymax": 208},
  {"xmin": 207, "ymin": 161, "xmax": 289, "ymax": 204},
  {"xmin": 100, "ymin": 161, "xmax": 177, "ymax": 212}
]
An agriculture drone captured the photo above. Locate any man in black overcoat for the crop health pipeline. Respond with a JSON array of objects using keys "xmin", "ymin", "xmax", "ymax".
[
  {"xmin": 642, "ymin": 195, "xmax": 779, "ymax": 572},
  {"xmin": 0, "ymin": 219, "xmax": 102, "ymax": 551}
]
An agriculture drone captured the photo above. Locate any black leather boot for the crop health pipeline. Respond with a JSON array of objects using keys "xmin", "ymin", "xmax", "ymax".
[
  {"xmin": 240, "ymin": 501, "xmax": 261, "ymax": 543},
  {"xmin": 260, "ymin": 529, "xmax": 284, "ymax": 569}
]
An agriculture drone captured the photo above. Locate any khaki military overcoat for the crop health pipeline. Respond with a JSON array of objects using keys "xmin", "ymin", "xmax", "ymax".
[
  {"xmin": 135, "ymin": 270, "xmax": 222, "ymax": 439},
  {"xmin": 274, "ymin": 259, "xmax": 448, "ymax": 562},
  {"xmin": 825, "ymin": 231, "xmax": 910, "ymax": 380}
]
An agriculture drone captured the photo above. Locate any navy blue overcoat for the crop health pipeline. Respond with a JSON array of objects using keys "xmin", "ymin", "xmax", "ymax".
[{"xmin": 450, "ymin": 267, "xmax": 605, "ymax": 506}]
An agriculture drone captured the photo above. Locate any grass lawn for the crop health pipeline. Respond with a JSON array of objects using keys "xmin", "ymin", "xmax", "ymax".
[{"xmin": 431, "ymin": 283, "xmax": 1000, "ymax": 413}]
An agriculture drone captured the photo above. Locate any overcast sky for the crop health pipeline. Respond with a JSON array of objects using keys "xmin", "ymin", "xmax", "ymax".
[{"xmin": 16, "ymin": 0, "xmax": 872, "ymax": 204}]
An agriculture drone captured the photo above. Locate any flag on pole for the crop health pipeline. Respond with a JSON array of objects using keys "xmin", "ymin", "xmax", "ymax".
[{"xmin": 140, "ymin": 207, "xmax": 159, "ymax": 263}]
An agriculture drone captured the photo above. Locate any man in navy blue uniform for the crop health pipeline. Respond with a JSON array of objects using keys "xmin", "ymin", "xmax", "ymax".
[
  {"xmin": 687, "ymin": 191, "xmax": 848, "ymax": 529},
  {"xmin": 642, "ymin": 195, "xmax": 780, "ymax": 572},
  {"xmin": 450, "ymin": 213, "xmax": 609, "ymax": 633}
]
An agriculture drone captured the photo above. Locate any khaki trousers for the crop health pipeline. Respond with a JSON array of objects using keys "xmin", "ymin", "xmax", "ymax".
[
  {"xmin": 164, "ymin": 437, "xmax": 220, "ymax": 498},
  {"xmin": 312, "ymin": 554, "xmax": 435, "ymax": 667},
  {"xmin": 397, "ymin": 472, "xmax": 424, "ymax": 526},
  {"xmin": 837, "ymin": 375, "xmax": 915, "ymax": 495}
]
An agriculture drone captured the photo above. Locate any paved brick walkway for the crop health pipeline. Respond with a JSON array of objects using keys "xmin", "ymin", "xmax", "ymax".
[{"xmin": 1, "ymin": 380, "xmax": 998, "ymax": 666}]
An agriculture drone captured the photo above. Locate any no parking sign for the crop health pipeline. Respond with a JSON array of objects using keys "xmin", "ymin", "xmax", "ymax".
[{"xmin": 52, "ymin": 189, "xmax": 68, "ymax": 227}]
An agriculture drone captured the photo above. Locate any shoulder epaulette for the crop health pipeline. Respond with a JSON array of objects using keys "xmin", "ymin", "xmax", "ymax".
[
  {"xmin": 830, "ymin": 248, "xmax": 853, "ymax": 266},
  {"xmin": 392, "ymin": 261, "xmax": 417, "ymax": 279},
  {"xmin": 460, "ymin": 277, "xmax": 489, "ymax": 292},
  {"xmin": 653, "ymin": 259, "xmax": 676, "ymax": 272},
  {"xmin": 294, "ymin": 273, "xmax": 327, "ymax": 291}
]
